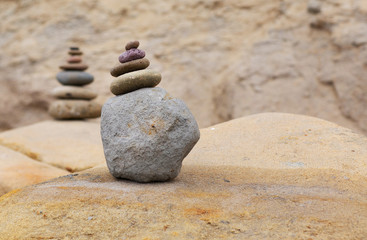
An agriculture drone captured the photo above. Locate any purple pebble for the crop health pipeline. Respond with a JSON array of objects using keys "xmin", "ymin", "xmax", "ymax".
[{"xmin": 118, "ymin": 49, "xmax": 146, "ymax": 63}]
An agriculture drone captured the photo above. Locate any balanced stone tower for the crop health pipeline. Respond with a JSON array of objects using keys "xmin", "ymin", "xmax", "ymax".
[
  {"xmin": 101, "ymin": 41, "xmax": 200, "ymax": 183},
  {"xmin": 49, "ymin": 47, "xmax": 101, "ymax": 119}
]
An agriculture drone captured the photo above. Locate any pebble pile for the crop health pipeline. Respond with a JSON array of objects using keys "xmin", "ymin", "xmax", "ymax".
[
  {"xmin": 109, "ymin": 41, "xmax": 161, "ymax": 95},
  {"xmin": 49, "ymin": 47, "xmax": 101, "ymax": 119},
  {"xmin": 101, "ymin": 41, "xmax": 200, "ymax": 183}
]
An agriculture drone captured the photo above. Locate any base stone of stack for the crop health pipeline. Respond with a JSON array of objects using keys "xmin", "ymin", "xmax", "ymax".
[
  {"xmin": 101, "ymin": 87, "xmax": 200, "ymax": 182},
  {"xmin": 49, "ymin": 100, "xmax": 101, "ymax": 119}
]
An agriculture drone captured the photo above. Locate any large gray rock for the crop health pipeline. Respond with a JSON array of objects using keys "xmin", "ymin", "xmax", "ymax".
[{"xmin": 101, "ymin": 87, "xmax": 200, "ymax": 182}]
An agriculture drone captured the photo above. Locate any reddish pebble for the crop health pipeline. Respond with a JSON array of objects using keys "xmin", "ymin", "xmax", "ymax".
[
  {"xmin": 59, "ymin": 63, "xmax": 89, "ymax": 71},
  {"xmin": 118, "ymin": 49, "xmax": 145, "ymax": 63},
  {"xmin": 67, "ymin": 56, "xmax": 82, "ymax": 64}
]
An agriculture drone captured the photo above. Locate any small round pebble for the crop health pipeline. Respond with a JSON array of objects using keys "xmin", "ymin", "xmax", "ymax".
[
  {"xmin": 118, "ymin": 49, "xmax": 145, "ymax": 64},
  {"xmin": 110, "ymin": 69, "xmax": 161, "ymax": 95},
  {"xmin": 125, "ymin": 41, "xmax": 139, "ymax": 50},
  {"xmin": 110, "ymin": 58, "xmax": 150, "ymax": 77}
]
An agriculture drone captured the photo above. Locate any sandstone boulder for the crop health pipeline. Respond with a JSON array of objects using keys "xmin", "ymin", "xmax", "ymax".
[
  {"xmin": 0, "ymin": 145, "xmax": 68, "ymax": 196},
  {"xmin": 0, "ymin": 120, "xmax": 105, "ymax": 172},
  {"xmin": 1, "ymin": 113, "xmax": 366, "ymax": 239},
  {"xmin": 185, "ymin": 113, "xmax": 367, "ymax": 176}
]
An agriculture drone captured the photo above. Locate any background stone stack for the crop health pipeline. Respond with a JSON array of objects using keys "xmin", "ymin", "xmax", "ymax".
[
  {"xmin": 101, "ymin": 41, "xmax": 200, "ymax": 183},
  {"xmin": 49, "ymin": 47, "xmax": 101, "ymax": 119}
]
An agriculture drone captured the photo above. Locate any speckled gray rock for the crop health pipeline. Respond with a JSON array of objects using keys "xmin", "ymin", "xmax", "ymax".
[
  {"xmin": 101, "ymin": 87, "xmax": 200, "ymax": 182},
  {"xmin": 49, "ymin": 100, "xmax": 101, "ymax": 119}
]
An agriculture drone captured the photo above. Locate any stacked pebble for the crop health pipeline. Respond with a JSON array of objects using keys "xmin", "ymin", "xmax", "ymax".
[
  {"xmin": 101, "ymin": 41, "xmax": 200, "ymax": 183},
  {"xmin": 109, "ymin": 41, "xmax": 161, "ymax": 95},
  {"xmin": 49, "ymin": 47, "xmax": 101, "ymax": 119}
]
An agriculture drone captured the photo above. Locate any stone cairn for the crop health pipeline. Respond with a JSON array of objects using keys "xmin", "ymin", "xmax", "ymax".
[
  {"xmin": 101, "ymin": 41, "xmax": 200, "ymax": 183},
  {"xmin": 49, "ymin": 47, "xmax": 101, "ymax": 119}
]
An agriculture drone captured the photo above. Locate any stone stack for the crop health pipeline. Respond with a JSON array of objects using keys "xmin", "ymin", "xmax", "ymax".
[
  {"xmin": 49, "ymin": 47, "xmax": 101, "ymax": 119},
  {"xmin": 109, "ymin": 41, "xmax": 161, "ymax": 95},
  {"xmin": 101, "ymin": 41, "xmax": 200, "ymax": 183}
]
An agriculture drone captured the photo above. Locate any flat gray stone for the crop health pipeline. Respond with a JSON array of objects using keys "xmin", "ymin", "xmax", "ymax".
[
  {"xmin": 49, "ymin": 100, "xmax": 101, "ymax": 119},
  {"xmin": 101, "ymin": 87, "xmax": 200, "ymax": 182},
  {"xmin": 56, "ymin": 71, "xmax": 94, "ymax": 86},
  {"xmin": 51, "ymin": 86, "xmax": 97, "ymax": 100}
]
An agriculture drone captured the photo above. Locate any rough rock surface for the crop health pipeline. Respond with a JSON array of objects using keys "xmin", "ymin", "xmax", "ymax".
[
  {"xmin": 101, "ymin": 87, "xmax": 200, "ymax": 182},
  {"xmin": 0, "ymin": 120, "xmax": 105, "ymax": 172},
  {"xmin": 1, "ymin": 1, "xmax": 367, "ymax": 135},
  {"xmin": 1, "ymin": 113, "xmax": 367, "ymax": 239},
  {"xmin": 0, "ymin": 145, "xmax": 68, "ymax": 196}
]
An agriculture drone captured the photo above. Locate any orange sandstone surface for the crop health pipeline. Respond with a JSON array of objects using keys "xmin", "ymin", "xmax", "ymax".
[{"xmin": 0, "ymin": 113, "xmax": 367, "ymax": 239}]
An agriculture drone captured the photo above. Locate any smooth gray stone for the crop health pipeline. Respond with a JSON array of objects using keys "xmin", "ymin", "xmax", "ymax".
[
  {"xmin": 101, "ymin": 87, "xmax": 200, "ymax": 183},
  {"xmin": 56, "ymin": 71, "xmax": 94, "ymax": 86},
  {"xmin": 51, "ymin": 86, "xmax": 97, "ymax": 100}
]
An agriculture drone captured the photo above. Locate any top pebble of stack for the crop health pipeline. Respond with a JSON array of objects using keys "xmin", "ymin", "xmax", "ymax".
[
  {"xmin": 125, "ymin": 40, "xmax": 139, "ymax": 50},
  {"xmin": 110, "ymin": 41, "xmax": 161, "ymax": 95}
]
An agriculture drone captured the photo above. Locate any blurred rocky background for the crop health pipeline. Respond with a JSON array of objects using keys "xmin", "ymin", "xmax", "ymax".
[{"xmin": 1, "ymin": 0, "xmax": 367, "ymax": 134}]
